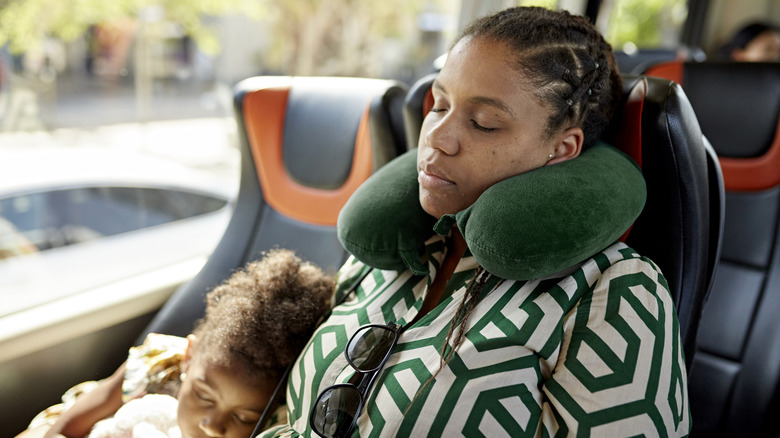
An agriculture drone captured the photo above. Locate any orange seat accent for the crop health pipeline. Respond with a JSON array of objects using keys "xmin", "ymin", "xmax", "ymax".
[
  {"xmin": 646, "ymin": 62, "xmax": 780, "ymax": 191},
  {"xmin": 645, "ymin": 60, "xmax": 684, "ymax": 85},
  {"xmin": 242, "ymin": 85, "xmax": 374, "ymax": 226},
  {"xmin": 614, "ymin": 78, "xmax": 647, "ymax": 242},
  {"xmin": 719, "ymin": 116, "xmax": 780, "ymax": 191},
  {"xmin": 615, "ymin": 78, "xmax": 646, "ymax": 168}
]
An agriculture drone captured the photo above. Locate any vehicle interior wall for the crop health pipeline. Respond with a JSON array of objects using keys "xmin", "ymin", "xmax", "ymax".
[{"xmin": 0, "ymin": 312, "xmax": 157, "ymax": 436}]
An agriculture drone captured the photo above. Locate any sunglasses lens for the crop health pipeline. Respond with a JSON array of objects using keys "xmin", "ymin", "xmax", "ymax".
[
  {"xmin": 312, "ymin": 386, "xmax": 362, "ymax": 438},
  {"xmin": 347, "ymin": 325, "xmax": 396, "ymax": 371}
]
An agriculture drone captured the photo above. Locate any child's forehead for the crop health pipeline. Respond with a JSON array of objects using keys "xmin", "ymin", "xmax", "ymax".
[
  {"xmin": 193, "ymin": 346, "xmax": 266, "ymax": 382},
  {"xmin": 191, "ymin": 354, "xmax": 265, "ymax": 390},
  {"xmin": 185, "ymin": 354, "xmax": 272, "ymax": 412}
]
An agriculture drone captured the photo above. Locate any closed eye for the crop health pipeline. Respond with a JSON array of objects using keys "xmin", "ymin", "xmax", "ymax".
[
  {"xmin": 235, "ymin": 413, "xmax": 260, "ymax": 425},
  {"xmin": 194, "ymin": 389, "xmax": 214, "ymax": 405},
  {"xmin": 471, "ymin": 120, "xmax": 496, "ymax": 132}
]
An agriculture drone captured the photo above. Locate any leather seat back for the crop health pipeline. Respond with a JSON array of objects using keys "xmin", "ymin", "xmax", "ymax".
[
  {"xmin": 141, "ymin": 76, "xmax": 408, "ymax": 338},
  {"xmin": 646, "ymin": 60, "xmax": 780, "ymax": 437}
]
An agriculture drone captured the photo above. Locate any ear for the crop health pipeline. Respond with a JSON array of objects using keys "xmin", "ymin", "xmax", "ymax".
[
  {"xmin": 182, "ymin": 334, "xmax": 198, "ymax": 369},
  {"xmin": 547, "ymin": 127, "xmax": 584, "ymax": 166}
]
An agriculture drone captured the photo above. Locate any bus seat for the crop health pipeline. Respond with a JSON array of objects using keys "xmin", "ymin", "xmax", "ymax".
[
  {"xmin": 614, "ymin": 46, "xmax": 706, "ymax": 75},
  {"xmin": 402, "ymin": 73, "xmax": 724, "ymax": 371},
  {"xmin": 646, "ymin": 60, "xmax": 780, "ymax": 437},
  {"xmin": 139, "ymin": 76, "xmax": 408, "ymax": 339}
]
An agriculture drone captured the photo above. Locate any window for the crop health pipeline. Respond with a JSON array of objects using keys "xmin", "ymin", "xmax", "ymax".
[
  {"xmin": 0, "ymin": 192, "xmax": 58, "ymax": 251},
  {"xmin": 598, "ymin": 0, "xmax": 688, "ymax": 51},
  {"xmin": 0, "ymin": 186, "xmax": 229, "ymax": 253},
  {"xmin": 141, "ymin": 187, "xmax": 227, "ymax": 226}
]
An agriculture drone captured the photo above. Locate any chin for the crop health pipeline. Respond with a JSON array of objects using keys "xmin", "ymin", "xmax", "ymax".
[{"xmin": 419, "ymin": 196, "xmax": 443, "ymax": 219}]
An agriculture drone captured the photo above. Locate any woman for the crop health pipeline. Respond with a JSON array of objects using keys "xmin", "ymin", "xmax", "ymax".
[
  {"xmin": 718, "ymin": 21, "xmax": 780, "ymax": 62},
  {"xmin": 261, "ymin": 7, "xmax": 689, "ymax": 437}
]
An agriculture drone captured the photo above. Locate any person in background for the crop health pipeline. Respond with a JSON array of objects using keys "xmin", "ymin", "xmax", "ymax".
[{"xmin": 718, "ymin": 21, "xmax": 780, "ymax": 62}]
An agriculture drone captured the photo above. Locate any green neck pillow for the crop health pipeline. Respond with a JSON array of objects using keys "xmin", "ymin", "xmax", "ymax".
[{"xmin": 337, "ymin": 143, "xmax": 646, "ymax": 281}]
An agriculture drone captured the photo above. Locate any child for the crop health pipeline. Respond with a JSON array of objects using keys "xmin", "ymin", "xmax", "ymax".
[{"xmin": 18, "ymin": 249, "xmax": 335, "ymax": 438}]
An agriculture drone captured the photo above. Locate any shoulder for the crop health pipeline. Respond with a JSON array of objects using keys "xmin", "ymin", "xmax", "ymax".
[
  {"xmin": 332, "ymin": 255, "xmax": 375, "ymax": 304},
  {"xmin": 544, "ymin": 244, "xmax": 690, "ymax": 435},
  {"xmin": 591, "ymin": 243, "xmax": 669, "ymax": 300},
  {"xmin": 577, "ymin": 242, "xmax": 667, "ymax": 290}
]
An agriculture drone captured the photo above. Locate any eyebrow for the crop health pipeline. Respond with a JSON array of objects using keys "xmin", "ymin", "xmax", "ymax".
[{"xmin": 432, "ymin": 79, "xmax": 515, "ymax": 117}]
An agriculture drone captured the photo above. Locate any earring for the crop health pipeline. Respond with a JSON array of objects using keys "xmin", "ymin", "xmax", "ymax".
[
  {"xmin": 180, "ymin": 372, "xmax": 187, "ymax": 382},
  {"xmin": 548, "ymin": 154, "xmax": 553, "ymax": 159}
]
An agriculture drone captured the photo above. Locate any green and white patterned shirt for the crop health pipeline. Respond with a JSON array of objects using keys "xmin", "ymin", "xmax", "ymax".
[{"xmin": 259, "ymin": 235, "xmax": 690, "ymax": 437}]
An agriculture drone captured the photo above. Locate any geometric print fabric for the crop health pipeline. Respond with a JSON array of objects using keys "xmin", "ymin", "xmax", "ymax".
[{"xmin": 259, "ymin": 237, "xmax": 690, "ymax": 438}]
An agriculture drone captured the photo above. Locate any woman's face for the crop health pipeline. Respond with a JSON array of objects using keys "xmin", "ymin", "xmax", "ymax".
[
  {"xmin": 177, "ymin": 340, "xmax": 273, "ymax": 438},
  {"xmin": 417, "ymin": 36, "xmax": 582, "ymax": 219}
]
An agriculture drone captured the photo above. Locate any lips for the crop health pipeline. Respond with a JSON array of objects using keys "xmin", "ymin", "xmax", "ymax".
[{"xmin": 418, "ymin": 164, "xmax": 454, "ymax": 189}]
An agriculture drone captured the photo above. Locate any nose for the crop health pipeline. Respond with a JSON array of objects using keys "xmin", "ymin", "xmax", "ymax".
[
  {"xmin": 199, "ymin": 413, "xmax": 227, "ymax": 437},
  {"xmin": 423, "ymin": 112, "xmax": 459, "ymax": 155}
]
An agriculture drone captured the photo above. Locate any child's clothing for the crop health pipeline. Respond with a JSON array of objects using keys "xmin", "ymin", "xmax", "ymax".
[
  {"xmin": 88, "ymin": 393, "xmax": 180, "ymax": 438},
  {"xmin": 28, "ymin": 333, "xmax": 286, "ymax": 433},
  {"xmin": 122, "ymin": 333, "xmax": 188, "ymax": 402},
  {"xmin": 28, "ymin": 333, "xmax": 187, "ymax": 429}
]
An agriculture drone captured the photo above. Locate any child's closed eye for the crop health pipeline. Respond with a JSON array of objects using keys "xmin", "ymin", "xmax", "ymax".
[
  {"xmin": 235, "ymin": 412, "xmax": 260, "ymax": 425},
  {"xmin": 194, "ymin": 389, "xmax": 214, "ymax": 405}
]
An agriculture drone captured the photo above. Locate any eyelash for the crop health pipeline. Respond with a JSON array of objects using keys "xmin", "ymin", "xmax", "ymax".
[
  {"xmin": 194, "ymin": 389, "xmax": 214, "ymax": 405},
  {"xmin": 471, "ymin": 120, "xmax": 495, "ymax": 133},
  {"xmin": 193, "ymin": 389, "xmax": 257, "ymax": 426},
  {"xmin": 235, "ymin": 414, "xmax": 256, "ymax": 425},
  {"xmin": 429, "ymin": 106, "xmax": 496, "ymax": 133}
]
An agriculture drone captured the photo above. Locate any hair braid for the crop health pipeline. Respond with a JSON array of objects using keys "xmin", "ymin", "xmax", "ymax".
[
  {"xmin": 457, "ymin": 6, "xmax": 621, "ymax": 148},
  {"xmin": 439, "ymin": 267, "xmax": 488, "ymax": 366},
  {"xmin": 405, "ymin": 267, "xmax": 501, "ymax": 414}
]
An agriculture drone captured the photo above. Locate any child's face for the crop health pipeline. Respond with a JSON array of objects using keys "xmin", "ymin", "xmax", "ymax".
[{"xmin": 177, "ymin": 340, "xmax": 274, "ymax": 438}]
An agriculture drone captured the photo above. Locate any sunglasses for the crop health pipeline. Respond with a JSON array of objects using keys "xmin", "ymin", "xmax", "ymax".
[{"xmin": 310, "ymin": 322, "xmax": 402, "ymax": 438}]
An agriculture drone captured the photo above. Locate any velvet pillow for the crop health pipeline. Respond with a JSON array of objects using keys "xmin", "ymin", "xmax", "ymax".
[{"xmin": 337, "ymin": 143, "xmax": 646, "ymax": 280}]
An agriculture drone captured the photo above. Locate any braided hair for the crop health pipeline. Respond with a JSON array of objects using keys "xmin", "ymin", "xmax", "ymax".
[{"xmin": 458, "ymin": 7, "xmax": 621, "ymax": 149}]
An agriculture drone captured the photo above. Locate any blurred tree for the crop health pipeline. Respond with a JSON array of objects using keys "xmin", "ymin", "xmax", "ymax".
[
  {"xmin": 0, "ymin": 0, "xmax": 455, "ymax": 78},
  {"xmin": 0, "ymin": 0, "xmax": 264, "ymax": 55},
  {"xmin": 604, "ymin": 0, "xmax": 688, "ymax": 49},
  {"xmin": 263, "ymin": 0, "xmax": 441, "ymax": 77}
]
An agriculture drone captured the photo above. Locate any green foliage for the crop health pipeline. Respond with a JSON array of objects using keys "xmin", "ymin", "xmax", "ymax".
[
  {"xmin": 0, "ymin": 0, "xmax": 264, "ymax": 54},
  {"xmin": 518, "ymin": 0, "xmax": 558, "ymax": 9},
  {"xmin": 605, "ymin": 0, "xmax": 687, "ymax": 48},
  {"xmin": 260, "ymin": 0, "xmax": 439, "ymax": 76},
  {"xmin": 0, "ymin": 0, "xmax": 442, "ymax": 77}
]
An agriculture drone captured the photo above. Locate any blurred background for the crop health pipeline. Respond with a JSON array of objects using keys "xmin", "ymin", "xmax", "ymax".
[{"xmin": 0, "ymin": 0, "xmax": 700, "ymax": 135}]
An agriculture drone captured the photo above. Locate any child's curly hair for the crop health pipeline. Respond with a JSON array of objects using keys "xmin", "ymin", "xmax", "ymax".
[{"xmin": 191, "ymin": 249, "xmax": 335, "ymax": 381}]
